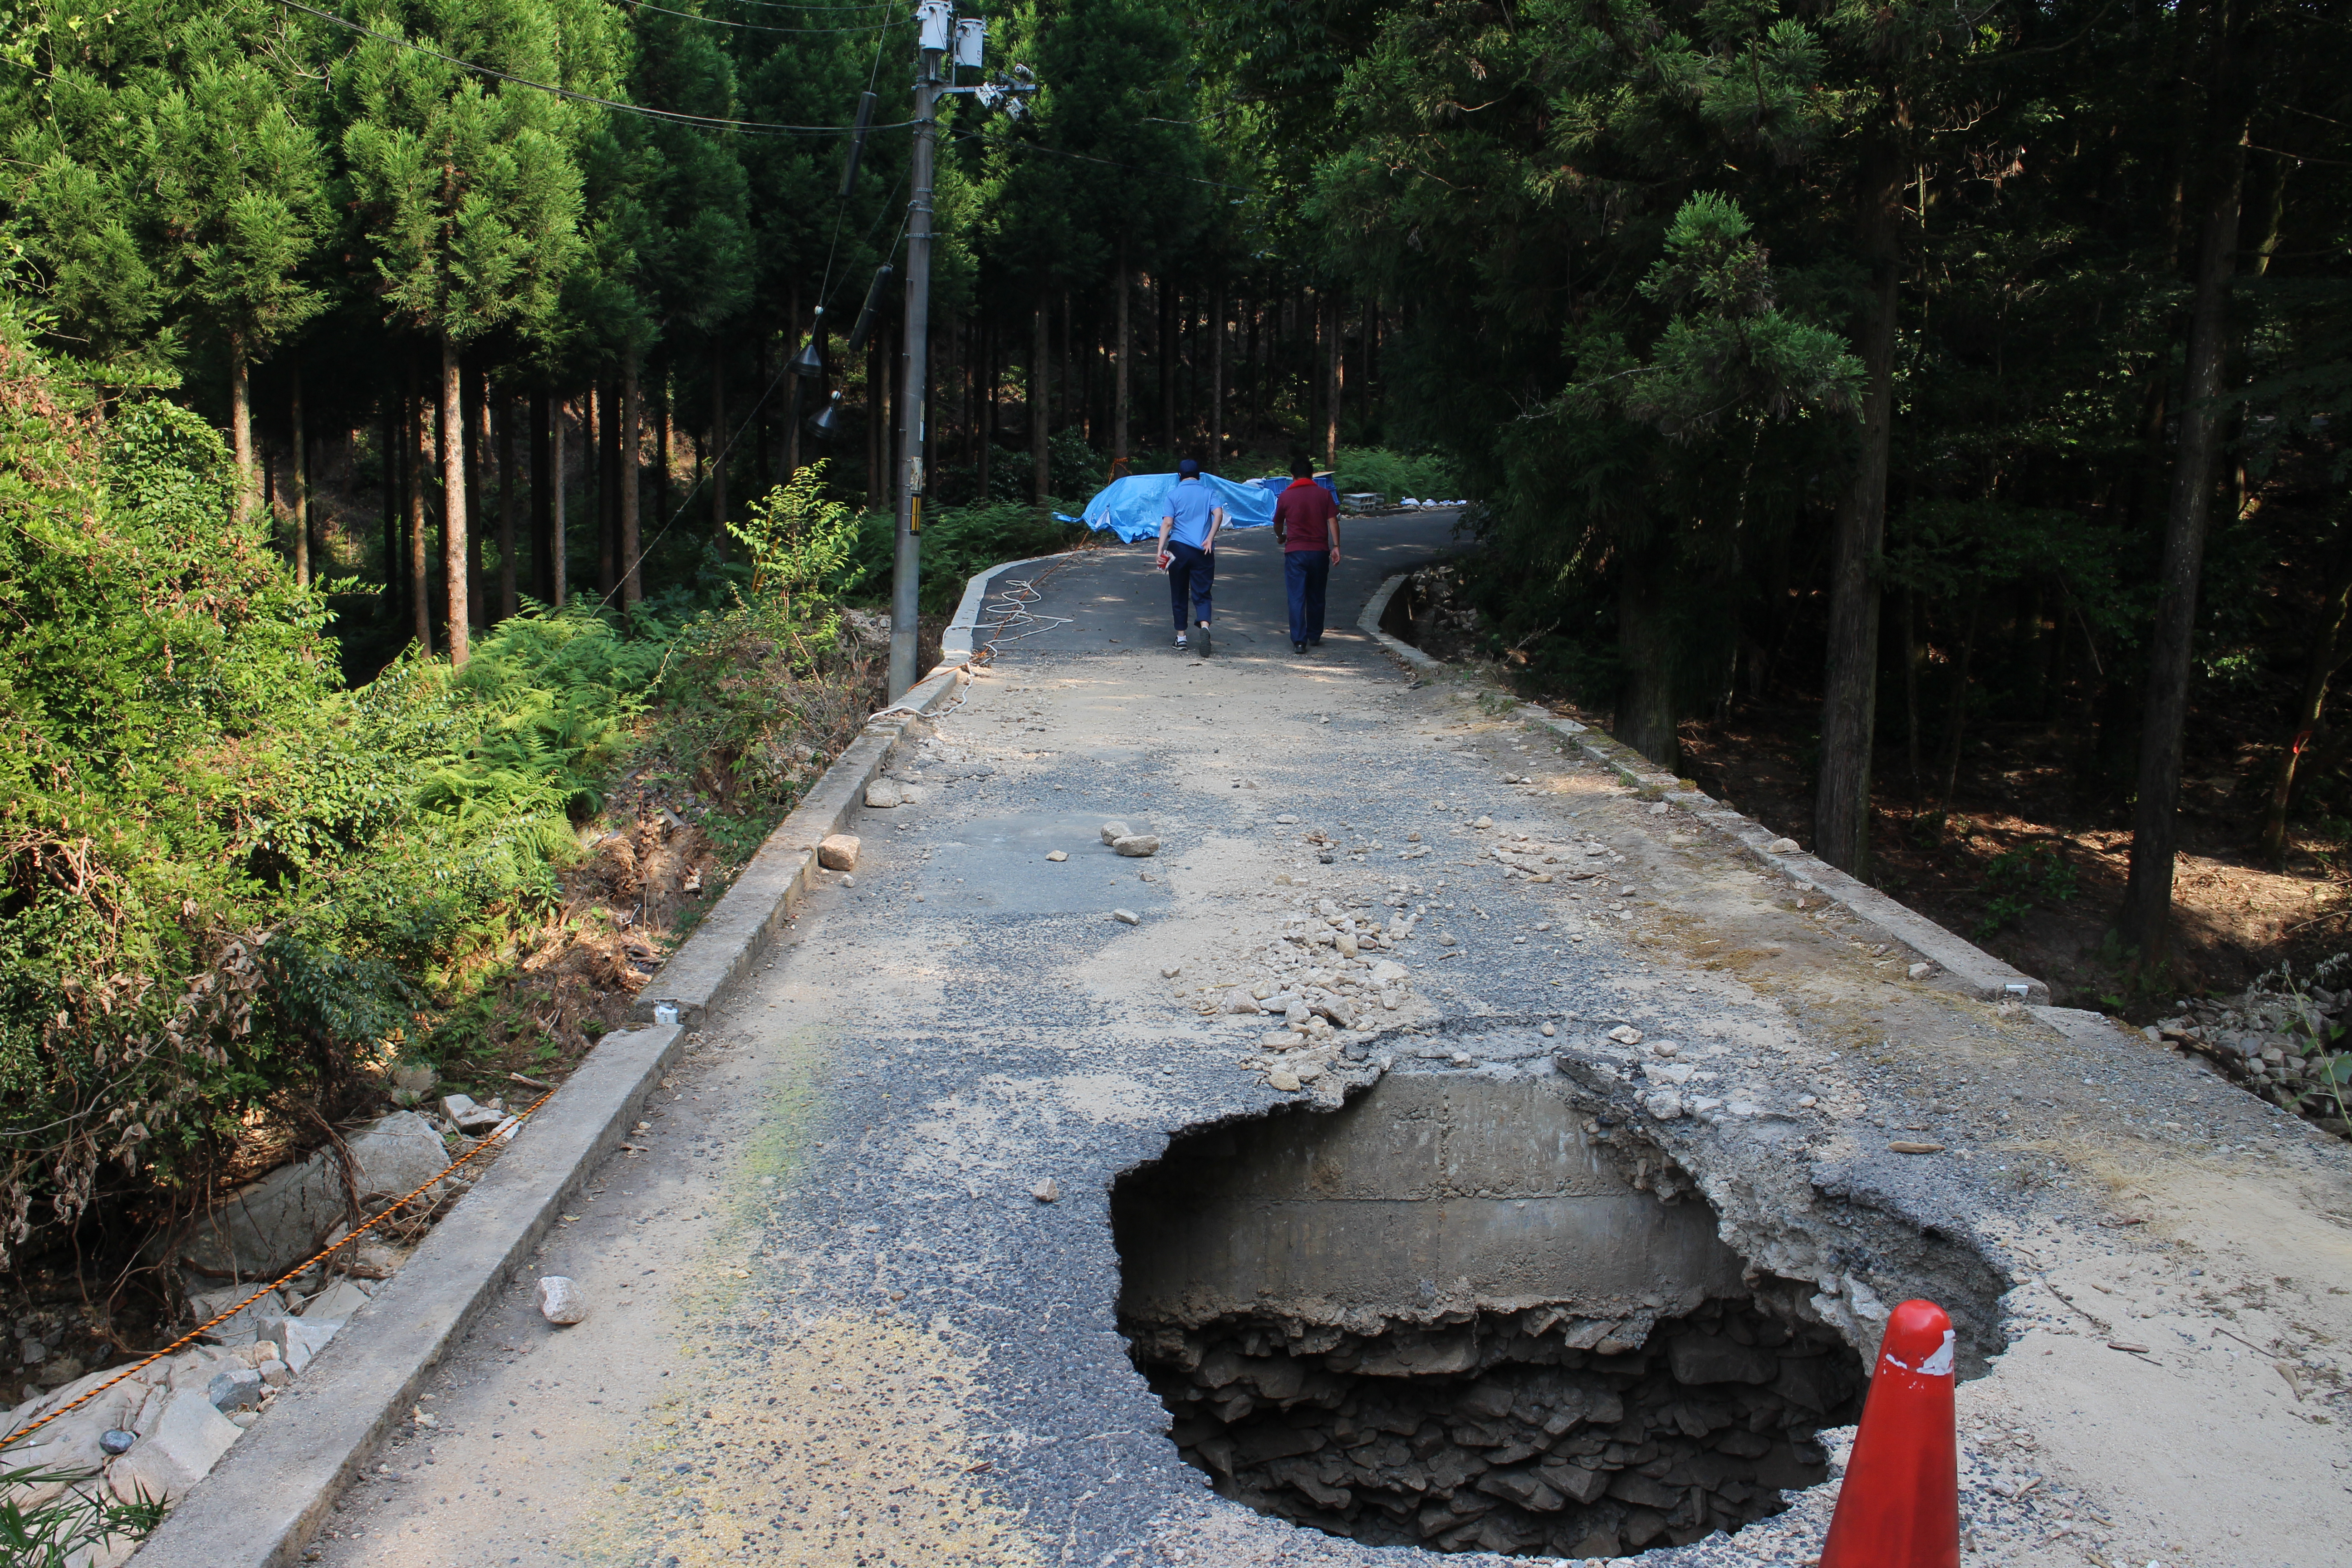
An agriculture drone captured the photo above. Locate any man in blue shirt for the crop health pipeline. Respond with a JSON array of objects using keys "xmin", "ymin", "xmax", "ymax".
[{"xmin": 1155, "ymin": 459, "xmax": 1225, "ymax": 656}]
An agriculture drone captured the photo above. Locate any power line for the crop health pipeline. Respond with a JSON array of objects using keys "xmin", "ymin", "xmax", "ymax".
[
  {"xmin": 953, "ymin": 127, "xmax": 1259, "ymax": 195},
  {"xmin": 622, "ymin": 0, "xmax": 908, "ymax": 35},
  {"xmin": 278, "ymin": 0, "xmax": 912, "ymax": 137}
]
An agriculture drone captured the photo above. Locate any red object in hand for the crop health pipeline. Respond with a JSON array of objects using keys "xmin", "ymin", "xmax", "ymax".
[
  {"xmin": 1156, "ymin": 551, "xmax": 1172, "ymax": 570},
  {"xmin": 1819, "ymin": 1298, "xmax": 1960, "ymax": 1568}
]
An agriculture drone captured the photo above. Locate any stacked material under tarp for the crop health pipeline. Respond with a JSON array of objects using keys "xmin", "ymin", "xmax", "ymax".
[{"xmin": 1076, "ymin": 473, "xmax": 1279, "ymax": 543}]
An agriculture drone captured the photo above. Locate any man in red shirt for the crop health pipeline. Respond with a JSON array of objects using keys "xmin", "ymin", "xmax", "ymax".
[{"xmin": 1273, "ymin": 457, "xmax": 1342, "ymax": 654}]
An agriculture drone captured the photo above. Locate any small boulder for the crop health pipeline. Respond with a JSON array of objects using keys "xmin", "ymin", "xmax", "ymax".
[
  {"xmin": 439, "ymin": 1094, "xmax": 505, "ymax": 1134},
  {"xmin": 864, "ymin": 780, "xmax": 903, "ymax": 810},
  {"xmin": 1045, "ymin": 849, "xmax": 1068, "ymax": 862},
  {"xmin": 1764, "ymin": 837, "xmax": 1800, "ymax": 854},
  {"xmin": 1908, "ymin": 961, "xmax": 1934, "ymax": 980},
  {"xmin": 1112, "ymin": 835, "xmax": 1160, "ymax": 858},
  {"xmin": 536, "ymin": 1276, "xmax": 589, "ymax": 1325},
  {"xmin": 205, "ymin": 1367, "xmax": 263, "ymax": 1413},
  {"xmin": 818, "ymin": 833, "xmax": 860, "ymax": 871},
  {"xmin": 1112, "ymin": 909, "xmax": 1141, "ymax": 925},
  {"xmin": 1031, "ymin": 1179, "xmax": 1060, "ymax": 1204},
  {"xmin": 299, "ymin": 1280, "xmax": 371, "ymax": 1322},
  {"xmin": 1643, "ymin": 1090, "xmax": 1686, "ymax": 1120},
  {"xmin": 1100, "ymin": 820, "xmax": 1133, "ymax": 845}
]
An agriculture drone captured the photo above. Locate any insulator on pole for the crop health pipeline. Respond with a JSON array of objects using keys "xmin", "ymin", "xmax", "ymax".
[
  {"xmin": 808, "ymin": 389, "xmax": 849, "ymax": 441},
  {"xmin": 843, "ymin": 264, "xmax": 895, "ymax": 358},
  {"xmin": 786, "ymin": 305, "xmax": 826, "ymax": 377},
  {"xmin": 838, "ymin": 91, "xmax": 877, "ymax": 200}
]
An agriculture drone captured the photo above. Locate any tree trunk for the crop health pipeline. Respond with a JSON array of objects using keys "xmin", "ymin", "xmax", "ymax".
[
  {"xmin": 598, "ymin": 381, "xmax": 619, "ymax": 598},
  {"xmin": 290, "ymin": 366, "xmax": 309, "ymax": 586},
  {"xmin": 463, "ymin": 361, "xmax": 486, "ymax": 628},
  {"xmin": 656, "ymin": 364, "xmax": 673, "ymax": 534},
  {"xmin": 381, "ymin": 395, "xmax": 399, "ymax": 620},
  {"xmin": 1813, "ymin": 136, "xmax": 1905, "ymax": 877},
  {"xmin": 1937, "ymin": 592, "xmax": 1982, "ymax": 810},
  {"xmin": 439, "ymin": 329, "xmax": 470, "ymax": 666},
  {"xmin": 2258, "ymin": 550, "xmax": 2352, "ymax": 866},
  {"xmin": 2120, "ymin": 59, "xmax": 2252, "ymax": 961},
  {"xmin": 497, "ymin": 391, "xmax": 519, "ymax": 620},
  {"xmin": 1032, "ymin": 287, "xmax": 1051, "ymax": 505},
  {"xmin": 1903, "ymin": 587, "xmax": 1922, "ymax": 801},
  {"xmin": 1325, "ymin": 293, "xmax": 1343, "ymax": 471},
  {"xmin": 530, "ymin": 389, "xmax": 552, "ymax": 605},
  {"xmin": 622, "ymin": 348, "xmax": 643, "ymax": 608},
  {"xmin": 408, "ymin": 365, "xmax": 431, "ymax": 654},
  {"xmin": 977, "ymin": 317, "xmax": 994, "ymax": 501},
  {"xmin": 1160, "ymin": 279, "xmax": 1176, "ymax": 456},
  {"xmin": 228, "ymin": 329, "xmax": 256, "ymax": 529},
  {"xmin": 1113, "ymin": 245, "xmax": 1131, "ymax": 472},
  {"xmin": 1616, "ymin": 569, "xmax": 1679, "ymax": 769},
  {"xmin": 710, "ymin": 348, "xmax": 728, "ymax": 535},
  {"xmin": 551, "ymin": 396, "xmax": 569, "ymax": 608},
  {"xmin": 1210, "ymin": 282, "xmax": 1225, "ymax": 467}
]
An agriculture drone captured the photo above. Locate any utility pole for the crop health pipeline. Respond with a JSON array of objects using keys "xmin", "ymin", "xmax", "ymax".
[
  {"xmin": 889, "ymin": 3, "xmax": 946, "ymax": 700},
  {"xmin": 887, "ymin": 5, "xmax": 1034, "ymax": 700}
]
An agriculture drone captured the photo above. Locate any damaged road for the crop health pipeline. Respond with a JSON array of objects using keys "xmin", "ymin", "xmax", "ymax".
[{"xmin": 313, "ymin": 516, "xmax": 2352, "ymax": 1568}]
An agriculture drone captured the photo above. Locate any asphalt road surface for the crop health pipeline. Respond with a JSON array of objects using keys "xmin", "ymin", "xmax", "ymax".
[{"xmin": 311, "ymin": 513, "xmax": 2352, "ymax": 1568}]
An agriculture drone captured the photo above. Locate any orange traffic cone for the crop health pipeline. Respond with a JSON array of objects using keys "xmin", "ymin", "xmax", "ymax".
[{"xmin": 1819, "ymin": 1297, "xmax": 1960, "ymax": 1568}]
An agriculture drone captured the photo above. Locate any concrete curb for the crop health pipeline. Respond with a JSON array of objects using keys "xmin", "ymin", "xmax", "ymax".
[
  {"xmin": 1359, "ymin": 571, "xmax": 1443, "ymax": 671},
  {"xmin": 1525, "ymin": 709, "xmax": 2048, "ymax": 1002},
  {"xmin": 942, "ymin": 549, "xmax": 1072, "ymax": 662},
  {"xmin": 1361, "ymin": 567, "xmax": 2049, "ymax": 1005},
  {"xmin": 628, "ymin": 657, "xmax": 969, "ymax": 1029},
  {"xmin": 132, "ymin": 1019, "xmax": 683, "ymax": 1568}
]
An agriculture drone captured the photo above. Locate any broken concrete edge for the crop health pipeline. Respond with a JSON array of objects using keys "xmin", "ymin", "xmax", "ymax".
[
  {"xmin": 941, "ymin": 549, "xmax": 1081, "ymax": 662},
  {"xmin": 1357, "ymin": 572, "xmax": 1443, "ymax": 671},
  {"xmin": 627, "ymin": 659, "xmax": 968, "ymax": 1030},
  {"xmin": 132, "ymin": 1021, "xmax": 685, "ymax": 1568},
  {"xmin": 1522, "ymin": 712, "xmax": 2051, "ymax": 1005},
  {"xmin": 1355, "ymin": 587, "xmax": 2051, "ymax": 1006}
]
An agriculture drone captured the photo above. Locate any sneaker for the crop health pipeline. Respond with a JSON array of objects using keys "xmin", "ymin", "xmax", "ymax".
[
  {"xmin": 1195, "ymin": 622, "xmax": 1212, "ymax": 657},
  {"xmin": 1294, "ymin": 641, "xmax": 1307, "ymax": 654},
  {"xmin": 1174, "ymin": 632, "xmax": 1187, "ymax": 648}
]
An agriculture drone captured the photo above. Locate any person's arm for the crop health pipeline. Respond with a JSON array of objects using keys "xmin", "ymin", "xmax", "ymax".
[
  {"xmin": 1157, "ymin": 514, "xmax": 1174, "ymax": 569},
  {"xmin": 1205, "ymin": 505, "xmax": 1226, "ymax": 553},
  {"xmin": 1328, "ymin": 512, "xmax": 1343, "ymax": 565},
  {"xmin": 1273, "ymin": 491, "xmax": 1288, "ymax": 548}
]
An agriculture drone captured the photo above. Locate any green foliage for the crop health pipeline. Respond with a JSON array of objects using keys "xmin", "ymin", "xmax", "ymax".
[
  {"xmin": 0, "ymin": 1462, "xmax": 164, "ymax": 1564},
  {"xmin": 1972, "ymin": 844, "xmax": 2078, "ymax": 940},
  {"xmin": 0, "ymin": 319, "xmax": 671, "ymax": 1264},
  {"xmin": 1331, "ymin": 446, "xmax": 1459, "ymax": 505},
  {"xmin": 841, "ymin": 496, "xmax": 1088, "ymax": 617}
]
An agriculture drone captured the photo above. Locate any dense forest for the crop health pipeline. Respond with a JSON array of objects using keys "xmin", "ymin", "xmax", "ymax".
[{"xmin": 2, "ymin": 0, "xmax": 2348, "ymax": 1295}]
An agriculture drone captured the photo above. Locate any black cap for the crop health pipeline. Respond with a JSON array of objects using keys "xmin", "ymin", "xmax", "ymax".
[{"xmin": 1177, "ymin": 459, "xmax": 1200, "ymax": 478}]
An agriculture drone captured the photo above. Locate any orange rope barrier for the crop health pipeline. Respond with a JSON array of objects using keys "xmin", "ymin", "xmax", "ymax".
[{"xmin": 2, "ymin": 1083, "xmax": 557, "ymax": 1450}]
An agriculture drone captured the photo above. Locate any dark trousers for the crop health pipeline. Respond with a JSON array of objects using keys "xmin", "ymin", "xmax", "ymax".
[
  {"xmin": 1167, "ymin": 540, "xmax": 1214, "ymax": 627},
  {"xmin": 1284, "ymin": 549, "xmax": 1330, "ymax": 644}
]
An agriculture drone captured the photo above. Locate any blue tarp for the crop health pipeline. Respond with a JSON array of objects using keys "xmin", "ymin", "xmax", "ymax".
[{"xmin": 1077, "ymin": 473, "xmax": 1279, "ymax": 544}]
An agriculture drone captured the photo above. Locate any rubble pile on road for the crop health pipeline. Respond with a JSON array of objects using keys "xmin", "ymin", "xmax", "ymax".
[
  {"xmin": 2152, "ymin": 966, "xmax": 2352, "ymax": 1137},
  {"xmin": 1129, "ymin": 1297, "xmax": 1863, "ymax": 1560}
]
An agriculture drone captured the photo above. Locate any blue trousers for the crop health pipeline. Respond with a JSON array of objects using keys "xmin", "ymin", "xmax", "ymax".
[
  {"xmin": 1284, "ymin": 549, "xmax": 1330, "ymax": 645},
  {"xmin": 1167, "ymin": 540, "xmax": 1213, "ymax": 627}
]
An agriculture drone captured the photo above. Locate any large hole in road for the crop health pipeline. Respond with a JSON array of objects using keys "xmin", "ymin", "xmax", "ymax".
[{"xmin": 1111, "ymin": 1076, "xmax": 1871, "ymax": 1559}]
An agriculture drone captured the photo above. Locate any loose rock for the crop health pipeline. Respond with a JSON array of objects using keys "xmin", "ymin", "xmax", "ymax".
[
  {"xmin": 1032, "ymin": 1179, "xmax": 1060, "ymax": 1203},
  {"xmin": 818, "ymin": 833, "xmax": 861, "ymax": 871},
  {"xmin": 1113, "ymin": 909, "xmax": 1142, "ymax": 925},
  {"xmin": 1908, "ymin": 962, "xmax": 1934, "ymax": 980},
  {"xmin": 1112, "ymin": 834, "xmax": 1161, "ymax": 858},
  {"xmin": 1607, "ymin": 1024, "xmax": 1643, "ymax": 1045},
  {"xmin": 536, "ymin": 1276, "xmax": 589, "ymax": 1325},
  {"xmin": 1101, "ymin": 819, "xmax": 1133, "ymax": 844},
  {"xmin": 1764, "ymin": 837, "xmax": 1799, "ymax": 854},
  {"xmin": 1045, "ymin": 849, "xmax": 1068, "ymax": 862},
  {"xmin": 864, "ymin": 780, "xmax": 903, "ymax": 809}
]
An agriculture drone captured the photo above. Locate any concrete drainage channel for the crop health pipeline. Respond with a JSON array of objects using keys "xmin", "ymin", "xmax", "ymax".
[{"xmin": 1112, "ymin": 1069, "xmax": 1999, "ymax": 1560}]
